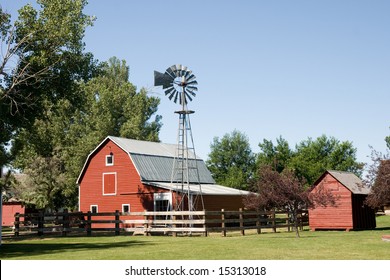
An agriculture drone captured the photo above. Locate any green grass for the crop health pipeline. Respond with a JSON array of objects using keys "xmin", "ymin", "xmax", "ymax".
[{"xmin": 1, "ymin": 216, "xmax": 389, "ymax": 260}]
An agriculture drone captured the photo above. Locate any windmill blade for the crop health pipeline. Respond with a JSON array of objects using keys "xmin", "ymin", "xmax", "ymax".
[
  {"xmin": 186, "ymin": 73, "xmax": 196, "ymax": 81},
  {"xmin": 164, "ymin": 87, "xmax": 175, "ymax": 96},
  {"xmin": 185, "ymin": 92, "xmax": 193, "ymax": 102},
  {"xmin": 186, "ymin": 80, "xmax": 198, "ymax": 86},
  {"xmin": 186, "ymin": 88, "xmax": 196, "ymax": 97},
  {"xmin": 173, "ymin": 91, "xmax": 179, "ymax": 103},
  {"xmin": 186, "ymin": 85, "xmax": 198, "ymax": 91},
  {"xmin": 183, "ymin": 70, "xmax": 192, "ymax": 81}
]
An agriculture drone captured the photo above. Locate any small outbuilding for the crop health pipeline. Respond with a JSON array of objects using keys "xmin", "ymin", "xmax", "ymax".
[
  {"xmin": 309, "ymin": 170, "xmax": 376, "ymax": 231},
  {"xmin": 2, "ymin": 201, "xmax": 25, "ymax": 227}
]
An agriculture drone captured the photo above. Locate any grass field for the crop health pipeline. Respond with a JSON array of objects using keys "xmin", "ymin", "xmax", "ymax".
[{"xmin": 1, "ymin": 215, "xmax": 389, "ymax": 260}]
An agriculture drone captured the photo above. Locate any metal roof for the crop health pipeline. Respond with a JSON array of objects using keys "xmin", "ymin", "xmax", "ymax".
[
  {"xmin": 327, "ymin": 170, "xmax": 369, "ymax": 195},
  {"xmin": 147, "ymin": 182, "xmax": 251, "ymax": 196},
  {"xmin": 109, "ymin": 136, "xmax": 215, "ymax": 184},
  {"xmin": 109, "ymin": 136, "xmax": 196, "ymax": 158}
]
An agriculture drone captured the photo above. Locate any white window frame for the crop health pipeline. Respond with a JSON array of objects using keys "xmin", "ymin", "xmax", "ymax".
[
  {"xmin": 102, "ymin": 172, "xmax": 117, "ymax": 196},
  {"xmin": 90, "ymin": 205, "xmax": 98, "ymax": 213},
  {"xmin": 122, "ymin": 204, "xmax": 130, "ymax": 213},
  {"xmin": 106, "ymin": 154, "xmax": 114, "ymax": 166},
  {"xmin": 153, "ymin": 193, "xmax": 172, "ymax": 211}
]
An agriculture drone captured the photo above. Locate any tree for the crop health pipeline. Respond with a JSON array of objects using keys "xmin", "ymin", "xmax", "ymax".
[
  {"xmin": 291, "ymin": 135, "xmax": 364, "ymax": 184},
  {"xmin": 244, "ymin": 164, "xmax": 336, "ymax": 237},
  {"xmin": 206, "ymin": 130, "xmax": 255, "ymax": 190},
  {"xmin": 1, "ymin": 0, "xmax": 96, "ymax": 169},
  {"xmin": 365, "ymin": 159, "xmax": 390, "ymax": 209},
  {"xmin": 257, "ymin": 135, "xmax": 364, "ymax": 185},
  {"xmin": 12, "ymin": 57, "xmax": 162, "ymax": 209},
  {"xmin": 256, "ymin": 136, "xmax": 293, "ymax": 173}
]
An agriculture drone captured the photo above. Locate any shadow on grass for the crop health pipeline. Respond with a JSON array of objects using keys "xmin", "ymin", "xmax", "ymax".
[{"xmin": 0, "ymin": 237, "xmax": 150, "ymax": 259}]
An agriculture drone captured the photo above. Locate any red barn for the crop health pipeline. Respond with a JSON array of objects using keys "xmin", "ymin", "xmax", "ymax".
[
  {"xmin": 77, "ymin": 136, "xmax": 249, "ymax": 216},
  {"xmin": 309, "ymin": 170, "xmax": 376, "ymax": 231}
]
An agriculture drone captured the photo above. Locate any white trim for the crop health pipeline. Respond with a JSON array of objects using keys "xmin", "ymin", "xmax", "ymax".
[
  {"xmin": 122, "ymin": 204, "xmax": 130, "ymax": 213},
  {"xmin": 105, "ymin": 154, "xmax": 114, "ymax": 166},
  {"xmin": 102, "ymin": 172, "xmax": 117, "ymax": 196},
  {"xmin": 153, "ymin": 192, "xmax": 172, "ymax": 212},
  {"xmin": 90, "ymin": 205, "xmax": 98, "ymax": 213}
]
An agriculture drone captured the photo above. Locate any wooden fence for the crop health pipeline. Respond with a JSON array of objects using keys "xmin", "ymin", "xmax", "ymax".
[{"xmin": 13, "ymin": 209, "xmax": 308, "ymax": 237}]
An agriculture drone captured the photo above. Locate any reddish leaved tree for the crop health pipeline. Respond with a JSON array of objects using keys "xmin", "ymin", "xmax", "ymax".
[
  {"xmin": 365, "ymin": 159, "xmax": 390, "ymax": 209},
  {"xmin": 244, "ymin": 165, "xmax": 336, "ymax": 237}
]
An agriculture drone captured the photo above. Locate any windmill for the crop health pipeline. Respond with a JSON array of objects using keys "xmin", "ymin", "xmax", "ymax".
[{"xmin": 154, "ymin": 64, "xmax": 204, "ymax": 212}]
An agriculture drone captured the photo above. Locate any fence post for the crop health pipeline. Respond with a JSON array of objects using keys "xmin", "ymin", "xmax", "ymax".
[
  {"xmin": 38, "ymin": 211, "xmax": 44, "ymax": 236},
  {"xmin": 221, "ymin": 209, "xmax": 226, "ymax": 237},
  {"xmin": 87, "ymin": 211, "xmax": 92, "ymax": 236},
  {"xmin": 203, "ymin": 210, "xmax": 207, "ymax": 237},
  {"xmin": 287, "ymin": 211, "xmax": 291, "ymax": 232},
  {"xmin": 62, "ymin": 209, "xmax": 69, "ymax": 237},
  {"xmin": 144, "ymin": 211, "xmax": 149, "ymax": 236},
  {"xmin": 256, "ymin": 210, "xmax": 261, "ymax": 234},
  {"xmin": 14, "ymin": 212, "xmax": 20, "ymax": 237},
  {"xmin": 239, "ymin": 208, "xmax": 245, "ymax": 236},
  {"xmin": 172, "ymin": 213, "xmax": 177, "ymax": 237},
  {"xmin": 115, "ymin": 210, "xmax": 120, "ymax": 236},
  {"xmin": 272, "ymin": 209, "xmax": 276, "ymax": 233}
]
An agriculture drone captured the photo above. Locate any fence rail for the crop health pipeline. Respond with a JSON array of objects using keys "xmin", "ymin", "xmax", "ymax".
[{"xmin": 13, "ymin": 209, "xmax": 308, "ymax": 237}]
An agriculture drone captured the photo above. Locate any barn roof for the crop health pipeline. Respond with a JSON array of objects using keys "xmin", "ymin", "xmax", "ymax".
[
  {"xmin": 77, "ymin": 136, "xmax": 215, "ymax": 184},
  {"xmin": 318, "ymin": 170, "xmax": 370, "ymax": 195}
]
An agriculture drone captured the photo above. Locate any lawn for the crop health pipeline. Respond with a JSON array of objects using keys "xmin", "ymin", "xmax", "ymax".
[{"xmin": 1, "ymin": 215, "xmax": 389, "ymax": 260}]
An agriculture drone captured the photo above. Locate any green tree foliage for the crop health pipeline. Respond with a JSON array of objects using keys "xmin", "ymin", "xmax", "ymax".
[
  {"xmin": 257, "ymin": 135, "xmax": 363, "ymax": 185},
  {"xmin": 291, "ymin": 135, "xmax": 364, "ymax": 185},
  {"xmin": 12, "ymin": 57, "xmax": 162, "ymax": 209},
  {"xmin": 206, "ymin": 130, "xmax": 255, "ymax": 190},
  {"xmin": 0, "ymin": 0, "xmax": 96, "ymax": 169},
  {"xmin": 256, "ymin": 136, "xmax": 293, "ymax": 173}
]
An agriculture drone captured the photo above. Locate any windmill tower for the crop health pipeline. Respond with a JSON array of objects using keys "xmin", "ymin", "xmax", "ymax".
[{"xmin": 154, "ymin": 64, "xmax": 204, "ymax": 212}]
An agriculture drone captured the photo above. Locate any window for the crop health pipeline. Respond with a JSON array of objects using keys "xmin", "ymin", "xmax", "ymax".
[
  {"xmin": 103, "ymin": 172, "xmax": 117, "ymax": 195},
  {"xmin": 122, "ymin": 204, "xmax": 130, "ymax": 213},
  {"xmin": 106, "ymin": 154, "xmax": 114, "ymax": 166},
  {"xmin": 155, "ymin": 200, "xmax": 170, "ymax": 212},
  {"xmin": 91, "ymin": 205, "xmax": 98, "ymax": 213}
]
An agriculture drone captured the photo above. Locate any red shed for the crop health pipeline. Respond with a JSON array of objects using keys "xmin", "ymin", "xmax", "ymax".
[
  {"xmin": 77, "ymin": 136, "xmax": 249, "ymax": 217},
  {"xmin": 2, "ymin": 201, "xmax": 25, "ymax": 227},
  {"xmin": 309, "ymin": 170, "xmax": 376, "ymax": 231}
]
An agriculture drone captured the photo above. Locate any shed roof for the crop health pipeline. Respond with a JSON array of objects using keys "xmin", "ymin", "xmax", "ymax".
[{"xmin": 319, "ymin": 170, "xmax": 370, "ymax": 195}]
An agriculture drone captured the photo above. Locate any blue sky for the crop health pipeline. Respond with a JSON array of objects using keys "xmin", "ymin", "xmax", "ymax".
[{"xmin": 4, "ymin": 0, "xmax": 390, "ymax": 166}]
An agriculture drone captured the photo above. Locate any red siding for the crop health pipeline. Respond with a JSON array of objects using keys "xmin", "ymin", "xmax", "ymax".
[
  {"xmin": 2, "ymin": 203, "xmax": 24, "ymax": 226},
  {"xmin": 309, "ymin": 173, "xmax": 353, "ymax": 230},
  {"xmin": 79, "ymin": 139, "xmax": 169, "ymax": 214}
]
